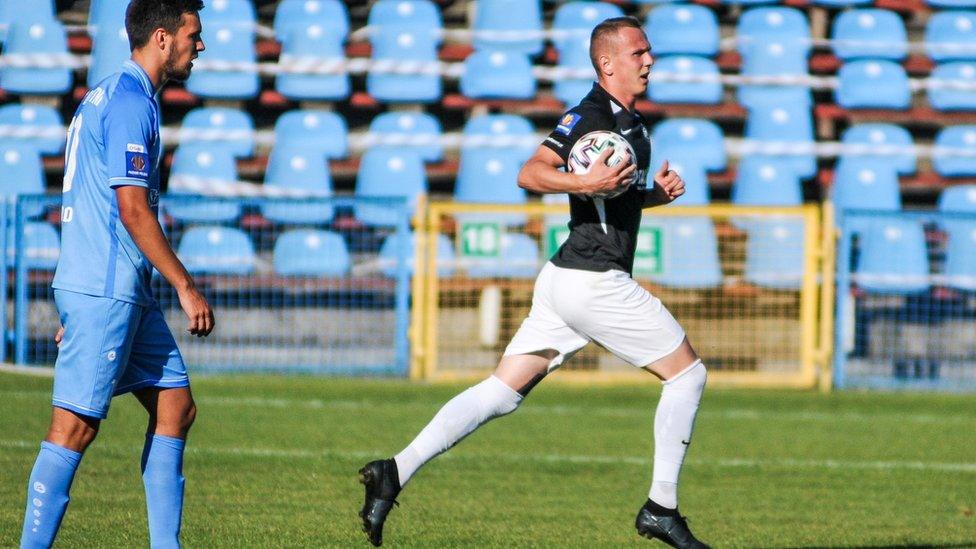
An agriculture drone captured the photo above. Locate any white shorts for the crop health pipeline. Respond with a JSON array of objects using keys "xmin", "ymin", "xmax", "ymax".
[{"xmin": 504, "ymin": 262, "xmax": 686, "ymax": 371}]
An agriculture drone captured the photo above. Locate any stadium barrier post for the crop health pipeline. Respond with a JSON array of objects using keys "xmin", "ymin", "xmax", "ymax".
[
  {"xmin": 832, "ymin": 215, "xmax": 856, "ymax": 389},
  {"xmin": 800, "ymin": 204, "xmax": 821, "ymax": 389},
  {"xmin": 409, "ymin": 194, "xmax": 428, "ymax": 380},
  {"xmin": 394, "ymin": 197, "xmax": 412, "ymax": 377},
  {"xmin": 818, "ymin": 201, "xmax": 837, "ymax": 392}
]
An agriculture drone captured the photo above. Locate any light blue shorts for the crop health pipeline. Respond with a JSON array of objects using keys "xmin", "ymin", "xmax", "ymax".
[{"xmin": 51, "ymin": 290, "xmax": 189, "ymax": 419}]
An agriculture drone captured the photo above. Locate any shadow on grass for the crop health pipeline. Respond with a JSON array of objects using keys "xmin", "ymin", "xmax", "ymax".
[{"xmin": 783, "ymin": 544, "xmax": 976, "ymax": 549}]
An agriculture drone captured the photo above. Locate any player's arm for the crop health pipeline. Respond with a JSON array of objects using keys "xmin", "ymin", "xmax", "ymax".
[
  {"xmin": 518, "ymin": 145, "xmax": 636, "ymax": 195},
  {"xmin": 642, "ymin": 159, "xmax": 685, "ymax": 208}
]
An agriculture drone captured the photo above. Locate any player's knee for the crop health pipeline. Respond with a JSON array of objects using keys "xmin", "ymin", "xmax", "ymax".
[
  {"xmin": 178, "ymin": 401, "xmax": 197, "ymax": 433},
  {"xmin": 47, "ymin": 412, "xmax": 100, "ymax": 453}
]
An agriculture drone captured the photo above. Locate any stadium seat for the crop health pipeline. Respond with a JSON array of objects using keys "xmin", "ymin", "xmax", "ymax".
[
  {"xmin": 177, "ymin": 226, "xmax": 256, "ymax": 276},
  {"xmin": 455, "ymin": 115, "xmax": 533, "ymax": 225},
  {"xmin": 928, "ymin": 62, "xmax": 976, "ymax": 111},
  {"xmin": 273, "ymin": 0, "xmax": 347, "ymax": 42},
  {"xmin": 465, "ymin": 233, "xmax": 540, "ymax": 278},
  {"xmin": 553, "ymin": 36, "xmax": 597, "ymax": 106},
  {"xmin": 732, "ymin": 157, "xmax": 803, "ymax": 206},
  {"xmin": 646, "ymin": 5, "xmax": 720, "ymax": 56},
  {"xmin": 379, "ymin": 231, "xmax": 455, "ymax": 278},
  {"xmin": 184, "ymin": 23, "xmax": 258, "ymax": 99},
  {"xmin": 368, "ymin": 112, "xmax": 443, "ymax": 163},
  {"xmin": 831, "ymin": 157, "xmax": 901, "ymax": 215},
  {"xmin": 651, "ymin": 118, "xmax": 726, "ymax": 172},
  {"xmin": 87, "ymin": 0, "xmax": 126, "ymax": 40},
  {"xmin": 737, "ymin": 7, "xmax": 810, "ymax": 52},
  {"xmin": 663, "ymin": 161, "xmax": 710, "ymax": 206},
  {"xmin": 836, "ymin": 60, "xmax": 910, "ymax": 110},
  {"xmin": 938, "ymin": 184, "xmax": 976, "ymax": 212},
  {"xmin": 87, "ymin": 24, "xmax": 131, "ymax": 88},
  {"xmin": 0, "ymin": 0, "xmax": 54, "ymax": 42},
  {"xmin": 812, "ymin": 0, "xmax": 871, "ymax": 6},
  {"xmin": 552, "ymin": 2, "xmax": 624, "ymax": 55},
  {"xmin": 738, "ymin": 39, "xmax": 811, "ymax": 109},
  {"xmin": 718, "ymin": 0, "xmax": 779, "ymax": 5},
  {"xmin": 273, "ymin": 229, "xmax": 350, "ymax": 277},
  {"xmin": 0, "ymin": 145, "xmax": 45, "ymax": 200},
  {"xmin": 840, "ymin": 124, "xmax": 916, "ymax": 175},
  {"xmin": 0, "ymin": 104, "xmax": 64, "ymax": 155},
  {"xmin": 179, "ymin": 107, "xmax": 255, "ymax": 158},
  {"xmin": 925, "ymin": 11, "xmax": 976, "ymax": 62},
  {"xmin": 368, "ymin": 0, "xmax": 441, "ymax": 30},
  {"xmin": 744, "ymin": 218, "xmax": 806, "ymax": 289},
  {"xmin": 831, "ymin": 9, "xmax": 907, "ymax": 61},
  {"xmin": 927, "ymin": 0, "xmax": 976, "ymax": 7},
  {"xmin": 276, "ymin": 21, "xmax": 351, "ymax": 101},
  {"xmin": 472, "ymin": 0, "xmax": 543, "ymax": 55},
  {"xmin": 21, "ymin": 222, "xmax": 59, "ymax": 271},
  {"xmin": 856, "ymin": 219, "xmax": 929, "ymax": 294},
  {"xmin": 934, "ymin": 126, "xmax": 976, "ymax": 176},
  {"xmin": 648, "ymin": 56, "xmax": 722, "ymax": 105},
  {"xmin": 0, "ymin": 18, "xmax": 72, "ymax": 94},
  {"xmin": 460, "ymin": 49, "xmax": 536, "ymax": 100},
  {"xmin": 648, "ymin": 217, "xmax": 723, "ymax": 289},
  {"xmin": 166, "ymin": 146, "xmax": 243, "ymax": 223},
  {"xmin": 200, "ymin": 0, "xmax": 255, "ymax": 26},
  {"xmin": 354, "ymin": 148, "xmax": 426, "ymax": 227},
  {"xmin": 744, "ymin": 101, "xmax": 816, "ymax": 179},
  {"xmin": 273, "ymin": 110, "xmax": 347, "ymax": 159},
  {"xmin": 367, "ymin": 26, "xmax": 441, "ymax": 103},
  {"xmin": 943, "ymin": 221, "xmax": 976, "ymax": 291},
  {"xmin": 262, "ymin": 144, "xmax": 334, "ymax": 225}
]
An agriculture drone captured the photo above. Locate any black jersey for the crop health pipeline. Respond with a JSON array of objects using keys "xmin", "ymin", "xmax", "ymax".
[{"xmin": 541, "ymin": 83, "xmax": 652, "ymax": 275}]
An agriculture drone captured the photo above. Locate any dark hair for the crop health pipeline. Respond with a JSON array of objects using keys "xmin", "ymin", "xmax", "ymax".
[
  {"xmin": 125, "ymin": 0, "xmax": 204, "ymax": 51},
  {"xmin": 589, "ymin": 16, "xmax": 644, "ymax": 73}
]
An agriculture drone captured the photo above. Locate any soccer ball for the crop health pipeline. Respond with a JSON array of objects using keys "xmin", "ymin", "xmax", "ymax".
[{"xmin": 567, "ymin": 130, "xmax": 638, "ymax": 199}]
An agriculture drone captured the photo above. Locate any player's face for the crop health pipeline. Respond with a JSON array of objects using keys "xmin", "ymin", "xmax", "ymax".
[
  {"xmin": 611, "ymin": 27, "xmax": 654, "ymax": 96},
  {"xmin": 163, "ymin": 12, "xmax": 205, "ymax": 82}
]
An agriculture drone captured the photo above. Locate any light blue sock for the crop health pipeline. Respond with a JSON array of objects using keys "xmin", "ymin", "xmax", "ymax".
[
  {"xmin": 141, "ymin": 434, "xmax": 186, "ymax": 549},
  {"xmin": 20, "ymin": 441, "xmax": 82, "ymax": 549}
]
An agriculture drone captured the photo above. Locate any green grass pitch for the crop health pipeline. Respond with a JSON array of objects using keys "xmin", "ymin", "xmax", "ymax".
[{"xmin": 1, "ymin": 371, "xmax": 974, "ymax": 548}]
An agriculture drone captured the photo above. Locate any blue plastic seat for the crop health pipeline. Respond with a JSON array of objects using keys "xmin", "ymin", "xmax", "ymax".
[
  {"xmin": 553, "ymin": 36, "xmax": 597, "ymax": 106},
  {"xmin": 274, "ymin": 0, "xmax": 347, "ymax": 42},
  {"xmin": 646, "ymin": 4, "xmax": 719, "ymax": 56},
  {"xmin": 180, "ymin": 107, "xmax": 254, "ymax": 158},
  {"xmin": 473, "ymin": 0, "xmax": 543, "ymax": 55},
  {"xmin": 87, "ymin": 24, "xmax": 131, "ymax": 88},
  {"xmin": 719, "ymin": 0, "xmax": 779, "ymax": 5},
  {"xmin": 355, "ymin": 148, "xmax": 426, "ymax": 227},
  {"xmin": 367, "ymin": 26, "xmax": 441, "ymax": 103},
  {"xmin": 926, "ymin": 11, "xmax": 976, "ymax": 62},
  {"xmin": 262, "ymin": 144, "xmax": 333, "ymax": 225},
  {"xmin": 648, "ymin": 217, "xmax": 723, "ymax": 288},
  {"xmin": 744, "ymin": 218, "xmax": 806, "ymax": 289},
  {"xmin": 943, "ymin": 221, "xmax": 976, "ymax": 290},
  {"xmin": 938, "ymin": 184, "xmax": 976, "ymax": 212},
  {"xmin": 737, "ymin": 7, "xmax": 810, "ymax": 53},
  {"xmin": 177, "ymin": 226, "xmax": 256, "ymax": 276},
  {"xmin": 276, "ymin": 21, "xmax": 350, "ymax": 101},
  {"xmin": 738, "ymin": 39, "xmax": 811, "ymax": 108},
  {"xmin": 0, "ymin": 145, "xmax": 45, "ymax": 199},
  {"xmin": 856, "ymin": 219, "xmax": 929, "ymax": 294},
  {"xmin": 732, "ymin": 157, "xmax": 803, "ymax": 206},
  {"xmin": 273, "ymin": 110, "xmax": 347, "ymax": 159},
  {"xmin": 0, "ymin": 0, "xmax": 54, "ymax": 41},
  {"xmin": 812, "ymin": 0, "xmax": 871, "ymax": 6},
  {"xmin": 87, "ymin": 0, "xmax": 126, "ymax": 39},
  {"xmin": 934, "ymin": 126, "xmax": 976, "ymax": 176},
  {"xmin": 21, "ymin": 222, "xmax": 60, "ymax": 271},
  {"xmin": 651, "ymin": 118, "xmax": 726, "ymax": 172},
  {"xmin": 552, "ymin": 2, "xmax": 624, "ymax": 55},
  {"xmin": 166, "ymin": 146, "xmax": 242, "ymax": 223},
  {"xmin": 466, "ymin": 233, "xmax": 540, "ymax": 278},
  {"xmin": 0, "ymin": 104, "xmax": 64, "ymax": 155},
  {"xmin": 927, "ymin": 0, "xmax": 976, "ymax": 7},
  {"xmin": 200, "ymin": 0, "xmax": 255, "ymax": 27},
  {"xmin": 368, "ymin": 0, "xmax": 441, "ymax": 30},
  {"xmin": 840, "ymin": 124, "xmax": 916, "ymax": 175},
  {"xmin": 368, "ymin": 112, "xmax": 443, "ymax": 162},
  {"xmin": 831, "ymin": 157, "xmax": 901, "ymax": 214},
  {"xmin": 744, "ymin": 101, "xmax": 816, "ymax": 179},
  {"xmin": 928, "ymin": 61, "xmax": 976, "ymax": 111},
  {"xmin": 836, "ymin": 60, "xmax": 910, "ymax": 109},
  {"xmin": 832, "ymin": 9, "xmax": 907, "ymax": 61},
  {"xmin": 0, "ymin": 18, "xmax": 72, "ymax": 94},
  {"xmin": 460, "ymin": 49, "xmax": 535, "ymax": 100},
  {"xmin": 663, "ymin": 160, "xmax": 710, "ymax": 206},
  {"xmin": 455, "ymin": 115, "xmax": 533, "ymax": 225},
  {"xmin": 185, "ymin": 24, "xmax": 258, "ymax": 99},
  {"xmin": 379, "ymin": 231, "xmax": 455, "ymax": 278},
  {"xmin": 273, "ymin": 229, "xmax": 350, "ymax": 277},
  {"xmin": 648, "ymin": 56, "xmax": 722, "ymax": 105}
]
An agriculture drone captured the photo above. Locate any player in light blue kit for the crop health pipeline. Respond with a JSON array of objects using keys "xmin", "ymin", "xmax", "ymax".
[{"xmin": 19, "ymin": 1, "xmax": 211, "ymax": 548}]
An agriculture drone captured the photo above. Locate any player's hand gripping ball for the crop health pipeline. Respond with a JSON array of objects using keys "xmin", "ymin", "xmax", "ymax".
[{"xmin": 567, "ymin": 130, "xmax": 638, "ymax": 199}]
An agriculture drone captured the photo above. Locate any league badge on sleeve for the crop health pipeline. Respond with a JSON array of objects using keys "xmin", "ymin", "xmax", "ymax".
[
  {"xmin": 125, "ymin": 143, "xmax": 149, "ymax": 180},
  {"xmin": 555, "ymin": 113, "xmax": 582, "ymax": 136}
]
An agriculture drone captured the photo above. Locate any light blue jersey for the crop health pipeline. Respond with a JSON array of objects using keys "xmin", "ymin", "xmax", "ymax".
[{"xmin": 52, "ymin": 60, "xmax": 162, "ymax": 306}]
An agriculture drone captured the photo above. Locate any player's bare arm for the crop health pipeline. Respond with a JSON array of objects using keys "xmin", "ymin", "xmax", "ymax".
[
  {"xmin": 518, "ymin": 145, "xmax": 636, "ymax": 195},
  {"xmin": 116, "ymin": 185, "xmax": 214, "ymax": 337},
  {"xmin": 642, "ymin": 159, "xmax": 686, "ymax": 208}
]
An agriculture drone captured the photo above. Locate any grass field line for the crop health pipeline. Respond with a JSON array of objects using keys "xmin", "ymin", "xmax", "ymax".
[
  {"xmin": 2, "ymin": 438, "xmax": 974, "ymax": 474},
  {"xmin": 0, "ymin": 389, "xmax": 970, "ymax": 426}
]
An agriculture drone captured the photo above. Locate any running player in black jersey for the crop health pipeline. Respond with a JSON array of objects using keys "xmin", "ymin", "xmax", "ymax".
[{"xmin": 360, "ymin": 17, "xmax": 709, "ymax": 548}]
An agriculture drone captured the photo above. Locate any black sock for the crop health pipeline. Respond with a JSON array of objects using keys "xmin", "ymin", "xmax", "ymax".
[{"xmin": 643, "ymin": 498, "xmax": 678, "ymax": 517}]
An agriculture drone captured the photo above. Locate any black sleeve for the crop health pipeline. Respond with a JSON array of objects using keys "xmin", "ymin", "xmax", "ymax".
[{"xmin": 541, "ymin": 107, "xmax": 616, "ymax": 165}]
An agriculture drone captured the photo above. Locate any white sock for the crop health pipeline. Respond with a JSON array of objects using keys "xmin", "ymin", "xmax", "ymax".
[
  {"xmin": 394, "ymin": 375, "xmax": 522, "ymax": 487},
  {"xmin": 649, "ymin": 359, "xmax": 706, "ymax": 509}
]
